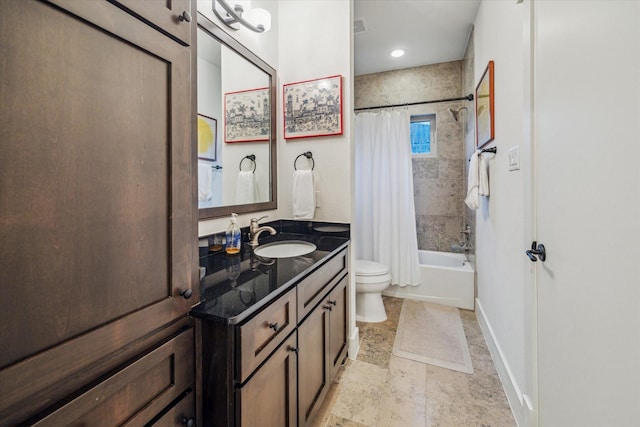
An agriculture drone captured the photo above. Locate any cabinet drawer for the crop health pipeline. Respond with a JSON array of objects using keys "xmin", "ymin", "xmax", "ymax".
[
  {"xmin": 297, "ymin": 248, "xmax": 348, "ymax": 322},
  {"xmin": 148, "ymin": 389, "xmax": 195, "ymax": 427},
  {"xmin": 32, "ymin": 327, "xmax": 194, "ymax": 426},
  {"xmin": 238, "ymin": 287, "xmax": 297, "ymax": 383}
]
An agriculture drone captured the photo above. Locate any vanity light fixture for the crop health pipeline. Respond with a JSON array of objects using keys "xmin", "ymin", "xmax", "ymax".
[{"xmin": 213, "ymin": 0, "xmax": 271, "ymax": 33}]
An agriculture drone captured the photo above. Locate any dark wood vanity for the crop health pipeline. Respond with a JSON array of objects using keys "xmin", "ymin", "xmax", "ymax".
[{"xmin": 193, "ymin": 224, "xmax": 350, "ymax": 427}]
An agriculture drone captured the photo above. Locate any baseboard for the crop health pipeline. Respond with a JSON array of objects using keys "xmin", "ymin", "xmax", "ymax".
[
  {"xmin": 348, "ymin": 326, "xmax": 360, "ymax": 360},
  {"xmin": 475, "ymin": 299, "xmax": 525, "ymax": 426}
]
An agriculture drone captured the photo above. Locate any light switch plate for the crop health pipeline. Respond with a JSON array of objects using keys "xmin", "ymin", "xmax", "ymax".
[{"xmin": 508, "ymin": 146, "xmax": 520, "ymax": 171}]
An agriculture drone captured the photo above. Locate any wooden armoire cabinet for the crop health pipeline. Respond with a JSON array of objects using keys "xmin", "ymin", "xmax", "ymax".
[{"xmin": 0, "ymin": 0, "xmax": 197, "ymax": 425}]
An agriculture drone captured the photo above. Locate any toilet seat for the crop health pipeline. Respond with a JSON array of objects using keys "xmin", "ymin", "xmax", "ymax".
[{"xmin": 356, "ymin": 260, "xmax": 389, "ymax": 277}]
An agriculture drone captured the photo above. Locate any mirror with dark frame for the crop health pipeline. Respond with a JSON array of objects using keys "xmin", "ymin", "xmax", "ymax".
[{"xmin": 197, "ymin": 13, "xmax": 277, "ymax": 220}]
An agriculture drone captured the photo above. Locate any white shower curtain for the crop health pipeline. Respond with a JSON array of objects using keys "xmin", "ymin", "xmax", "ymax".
[{"xmin": 355, "ymin": 109, "xmax": 420, "ymax": 287}]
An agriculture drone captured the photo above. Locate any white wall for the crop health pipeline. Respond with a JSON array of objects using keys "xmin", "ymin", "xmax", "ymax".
[
  {"xmin": 471, "ymin": 1, "xmax": 530, "ymax": 424},
  {"xmin": 278, "ymin": 1, "xmax": 352, "ymax": 223}
]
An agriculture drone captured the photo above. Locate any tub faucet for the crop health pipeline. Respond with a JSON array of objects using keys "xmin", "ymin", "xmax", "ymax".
[{"xmin": 249, "ymin": 216, "xmax": 277, "ymax": 247}]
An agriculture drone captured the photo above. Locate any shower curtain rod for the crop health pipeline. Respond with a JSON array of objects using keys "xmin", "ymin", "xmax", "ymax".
[{"xmin": 354, "ymin": 93, "xmax": 474, "ymax": 112}]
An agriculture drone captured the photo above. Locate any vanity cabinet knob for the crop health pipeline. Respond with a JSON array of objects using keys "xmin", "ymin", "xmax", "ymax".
[
  {"xmin": 287, "ymin": 346, "xmax": 298, "ymax": 354},
  {"xmin": 268, "ymin": 322, "xmax": 278, "ymax": 331},
  {"xmin": 324, "ymin": 305, "xmax": 333, "ymax": 311},
  {"xmin": 182, "ymin": 417, "xmax": 195, "ymax": 427},
  {"xmin": 178, "ymin": 11, "xmax": 192, "ymax": 22},
  {"xmin": 328, "ymin": 300, "xmax": 337, "ymax": 306},
  {"xmin": 180, "ymin": 288, "xmax": 193, "ymax": 299}
]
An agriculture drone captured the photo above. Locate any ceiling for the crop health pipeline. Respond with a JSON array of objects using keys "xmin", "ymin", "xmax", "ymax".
[{"xmin": 353, "ymin": 0, "xmax": 481, "ymax": 76}]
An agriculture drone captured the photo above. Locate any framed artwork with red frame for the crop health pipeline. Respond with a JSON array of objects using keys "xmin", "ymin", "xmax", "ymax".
[
  {"xmin": 224, "ymin": 87, "xmax": 270, "ymax": 143},
  {"xmin": 283, "ymin": 75, "xmax": 343, "ymax": 139},
  {"xmin": 475, "ymin": 60, "xmax": 495, "ymax": 148}
]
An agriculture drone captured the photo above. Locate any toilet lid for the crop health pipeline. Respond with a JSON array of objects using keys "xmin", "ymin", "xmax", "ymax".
[{"xmin": 355, "ymin": 260, "xmax": 389, "ymax": 277}]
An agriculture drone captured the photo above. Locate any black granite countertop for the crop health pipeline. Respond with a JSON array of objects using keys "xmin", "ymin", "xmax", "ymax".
[{"xmin": 190, "ymin": 220, "xmax": 350, "ymax": 325}]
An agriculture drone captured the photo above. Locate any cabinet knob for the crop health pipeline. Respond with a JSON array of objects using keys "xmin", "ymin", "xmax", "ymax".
[
  {"xmin": 324, "ymin": 305, "xmax": 333, "ymax": 311},
  {"xmin": 182, "ymin": 417, "xmax": 195, "ymax": 427},
  {"xmin": 328, "ymin": 300, "xmax": 337, "ymax": 306},
  {"xmin": 178, "ymin": 11, "xmax": 192, "ymax": 22},
  {"xmin": 268, "ymin": 322, "xmax": 278, "ymax": 331},
  {"xmin": 179, "ymin": 288, "xmax": 193, "ymax": 299},
  {"xmin": 287, "ymin": 346, "xmax": 298, "ymax": 354}
]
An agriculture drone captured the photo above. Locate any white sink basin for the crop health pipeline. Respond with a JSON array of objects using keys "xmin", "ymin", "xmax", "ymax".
[{"xmin": 254, "ymin": 240, "xmax": 317, "ymax": 258}]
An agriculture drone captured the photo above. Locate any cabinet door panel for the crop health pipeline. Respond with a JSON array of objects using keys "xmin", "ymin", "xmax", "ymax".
[
  {"xmin": 0, "ymin": 0, "xmax": 194, "ymax": 423},
  {"xmin": 298, "ymin": 303, "xmax": 330, "ymax": 426},
  {"xmin": 237, "ymin": 333, "xmax": 298, "ymax": 427},
  {"xmin": 329, "ymin": 275, "xmax": 349, "ymax": 381}
]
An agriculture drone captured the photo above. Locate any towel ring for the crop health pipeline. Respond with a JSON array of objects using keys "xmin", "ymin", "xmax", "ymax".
[
  {"xmin": 468, "ymin": 147, "xmax": 497, "ymax": 162},
  {"xmin": 239, "ymin": 154, "xmax": 256, "ymax": 173},
  {"xmin": 294, "ymin": 151, "xmax": 314, "ymax": 171}
]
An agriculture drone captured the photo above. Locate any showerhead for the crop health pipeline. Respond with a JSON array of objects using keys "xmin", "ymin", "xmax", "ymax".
[{"xmin": 448, "ymin": 106, "xmax": 469, "ymax": 122}]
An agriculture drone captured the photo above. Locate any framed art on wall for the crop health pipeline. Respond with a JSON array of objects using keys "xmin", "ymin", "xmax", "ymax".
[
  {"xmin": 197, "ymin": 114, "xmax": 217, "ymax": 161},
  {"xmin": 224, "ymin": 87, "xmax": 270, "ymax": 143},
  {"xmin": 475, "ymin": 60, "xmax": 495, "ymax": 148},
  {"xmin": 283, "ymin": 75, "xmax": 343, "ymax": 139}
]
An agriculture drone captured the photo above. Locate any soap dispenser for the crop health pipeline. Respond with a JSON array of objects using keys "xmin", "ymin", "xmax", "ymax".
[{"xmin": 225, "ymin": 213, "xmax": 241, "ymax": 254}]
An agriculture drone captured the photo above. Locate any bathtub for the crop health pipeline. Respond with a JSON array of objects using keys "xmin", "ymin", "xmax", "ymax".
[{"xmin": 382, "ymin": 250, "xmax": 475, "ymax": 310}]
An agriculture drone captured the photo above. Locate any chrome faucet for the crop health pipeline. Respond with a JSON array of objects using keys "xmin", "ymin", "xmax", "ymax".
[{"xmin": 248, "ymin": 216, "xmax": 277, "ymax": 247}]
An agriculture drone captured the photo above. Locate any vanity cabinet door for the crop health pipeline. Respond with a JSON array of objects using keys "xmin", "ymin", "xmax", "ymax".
[
  {"xmin": 327, "ymin": 274, "xmax": 349, "ymax": 381},
  {"xmin": 298, "ymin": 272, "xmax": 349, "ymax": 426},
  {"xmin": 298, "ymin": 297, "xmax": 331, "ymax": 427},
  {"xmin": 237, "ymin": 332, "xmax": 298, "ymax": 427}
]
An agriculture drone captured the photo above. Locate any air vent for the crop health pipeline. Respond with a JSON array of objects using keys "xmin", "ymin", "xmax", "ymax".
[{"xmin": 353, "ymin": 18, "xmax": 367, "ymax": 34}]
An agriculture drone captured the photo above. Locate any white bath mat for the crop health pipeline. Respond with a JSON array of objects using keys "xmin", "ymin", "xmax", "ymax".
[{"xmin": 392, "ymin": 299, "xmax": 473, "ymax": 374}]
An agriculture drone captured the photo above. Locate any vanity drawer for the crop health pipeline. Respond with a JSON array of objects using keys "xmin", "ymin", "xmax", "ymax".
[
  {"xmin": 237, "ymin": 287, "xmax": 297, "ymax": 383},
  {"xmin": 297, "ymin": 247, "xmax": 349, "ymax": 322}
]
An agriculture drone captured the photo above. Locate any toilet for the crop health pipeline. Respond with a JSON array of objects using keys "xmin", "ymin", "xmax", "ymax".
[{"xmin": 355, "ymin": 260, "xmax": 392, "ymax": 322}]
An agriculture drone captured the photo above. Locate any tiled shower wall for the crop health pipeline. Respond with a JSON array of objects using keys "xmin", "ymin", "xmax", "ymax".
[{"xmin": 354, "ymin": 61, "xmax": 470, "ymax": 252}]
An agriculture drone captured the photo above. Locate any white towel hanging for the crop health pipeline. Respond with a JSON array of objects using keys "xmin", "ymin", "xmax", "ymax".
[
  {"xmin": 292, "ymin": 169, "xmax": 315, "ymax": 219},
  {"xmin": 236, "ymin": 170, "xmax": 258, "ymax": 204},
  {"xmin": 198, "ymin": 162, "xmax": 213, "ymax": 201},
  {"xmin": 464, "ymin": 152, "xmax": 480, "ymax": 210}
]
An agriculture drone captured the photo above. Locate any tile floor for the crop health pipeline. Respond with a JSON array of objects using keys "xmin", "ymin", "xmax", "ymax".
[{"xmin": 311, "ymin": 297, "xmax": 517, "ymax": 427}]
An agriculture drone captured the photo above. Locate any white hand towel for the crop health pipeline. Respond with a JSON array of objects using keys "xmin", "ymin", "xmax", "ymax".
[
  {"xmin": 479, "ymin": 153, "xmax": 490, "ymax": 196},
  {"xmin": 198, "ymin": 163, "xmax": 213, "ymax": 201},
  {"xmin": 464, "ymin": 152, "xmax": 480, "ymax": 210},
  {"xmin": 236, "ymin": 171, "xmax": 257, "ymax": 204},
  {"xmin": 292, "ymin": 169, "xmax": 315, "ymax": 219}
]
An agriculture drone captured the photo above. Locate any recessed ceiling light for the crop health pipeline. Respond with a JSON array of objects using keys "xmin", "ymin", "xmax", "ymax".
[{"xmin": 390, "ymin": 49, "xmax": 405, "ymax": 58}]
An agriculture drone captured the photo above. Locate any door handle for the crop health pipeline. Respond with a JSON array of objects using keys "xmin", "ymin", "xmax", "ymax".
[{"xmin": 526, "ymin": 241, "xmax": 546, "ymax": 262}]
